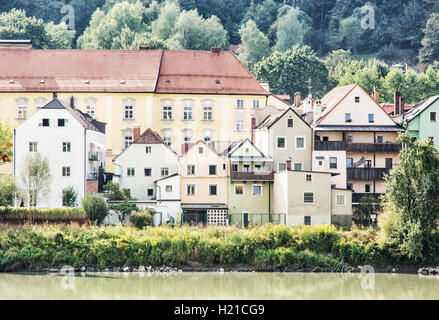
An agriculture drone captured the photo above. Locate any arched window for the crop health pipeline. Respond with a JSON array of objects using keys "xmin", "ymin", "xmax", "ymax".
[{"xmin": 16, "ymin": 97, "xmax": 28, "ymax": 120}]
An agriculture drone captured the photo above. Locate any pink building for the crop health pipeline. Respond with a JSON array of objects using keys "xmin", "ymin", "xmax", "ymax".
[{"xmin": 311, "ymin": 84, "xmax": 404, "ymax": 210}]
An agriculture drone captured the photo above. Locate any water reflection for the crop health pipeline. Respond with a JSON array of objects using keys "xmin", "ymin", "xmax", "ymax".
[{"xmin": 0, "ymin": 272, "xmax": 438, "ymax": 300}]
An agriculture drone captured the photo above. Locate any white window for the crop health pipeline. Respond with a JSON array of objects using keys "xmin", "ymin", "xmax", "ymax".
[
  {"xmin": 234, "ymin": 185, "xmax": 244, "ymax": 195},
  {"xmin": 182, "ymin": 101, "xmax": 193, "ymax": 120},
  {"xmin": 295, "ymin": 136, "xmax": 305, "ymax": 149},
  {"xmin": 294, "ymin": 163, "xmax": 302, "ymax": 171},
  {"xmin": 164, "ymin": 136, "xmax": 172, "ymax": 147},
  {"xmin": 304, "ymin": 192, "xmax": 314, "ymax": 203},
  {"xmin": 16, "ymin": 98, "xmax": 28, "ymax": 120},
  {"xmin": 236, "ymin": 120, "xmax": 244, "ymax": 131},
  {"xmin": 236, "ymin": 99, "xmax": 244, "ymax": 108},
  {"xmin": 329, "ymin": 157, "xmax": 337, "ymax": 169},
  {"xmin": 278, "ymin": 163, "xmax": 286, "ymax": 171},
  {"xmin": 187, "ymin": 165, "xmax": 195, "ymax": 175},
  {"xmin": 276, "ymin": 137, "xmax": 286, "ymax": 149},
  {"xmin": 336, "ymin": 194, "xmax": 346, "ymax": 206},
  {"xmin": 124, "ymin": 105, "xmax": 134, "ymax": 119},
  {"xmin": 145, "ymin": 146, "xmax": 151, "ymax": 154},
  {"xmin": 252, "ymin": 185, "xmax": 262, "ymax": 196},
  {"xmin": 127, "ymin": 168, "xmax": 135, "ymax": 176},
  {"xmin": 147, "ymin": 188, "xmax": 154, "ymax": 197},
  {"xmin": 57, "ymin": 119, "xmax": 67, "ymax": 127},
  {"xmin": 29, "ymin": 142, "xmax": 37, "ymax": 152},
  {"xmin": 252, "ymin": 99, "xmax": 260, "ymax": 108},
  {"xmin": 62, "ymin": 142, "xmax": 71, "ymax": 152},
  {"xmin": 62, "ymin": 166, "xmax": 71, "ymax": 177},
  {"xmin": 144, "ymin": 168, "xmax": 152, "ymax": 176},
  {"xmin": 124, "ymin": 136, "xmax": 133, "ymax": 149},
  {"xmin": 306, "ymin": 174, "xmax": 312, "ymax": 182},
  {"xmin": 203, "ymin": 101, "xmax": 213, "ymax": 120},
  {"xmin": 287, "ymin": 118, "xmax": 293, "ymax": 127},
  {"xmin": 204, "ymin": 136, "xmax": 211, "ymax": 143},
  {"xmin": 186, "ymin": 184, "xmax": 195, "ymax": 195},
  {"xmin": 199, "ymin": 147, "xmax": 204, "ymax": 154},
  {"xmin": 161, "ymin": 168, "xmax": 169, "ymax": 177},
  {"xmin": 166, "ymin": 185, "xmax": 172, "ymax": 192},
  {"xmin": 162, "ymin": 103, "xmax": 173, "ymax": 120},
  {"xmin": 209, "ymin": 184, "xmax": 218, "ymax": 196}
]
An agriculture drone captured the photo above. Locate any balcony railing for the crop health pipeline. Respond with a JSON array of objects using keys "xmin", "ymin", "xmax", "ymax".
[
  {"xmin": 352, "ymin": 193, "xmax": 382, "ymax": 203},
  {"xmin": 230, "ymin": 171, "xmax": 274, "ymax": 182},
  {"xmin": 87, "ymin": 172, "xmax": 99, "ymax": 180},
  {"xmin": 314, "ymin": 141, "xmax": 401, "ymax": 153},
  {"xmin": 89, "ymin": 152, "xmax": 99, "ymax": 161},
  {"xmin": 347, "ymin": 167, "xmax": 390, "ymax": 180}
]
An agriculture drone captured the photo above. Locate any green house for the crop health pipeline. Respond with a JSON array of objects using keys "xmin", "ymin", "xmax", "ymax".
[{"xmin": 403, "ymin": 95, "xmax": 439, "ymax": 147}]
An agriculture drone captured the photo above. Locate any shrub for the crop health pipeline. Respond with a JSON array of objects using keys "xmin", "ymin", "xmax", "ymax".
[
  {"xmin": 82, "ymin": 194, "xmax": 109, "ymax": 224},
  {"xmin": 0, "ymin": 206, "xmax": 87, "ymax": 222},
  {"xmin": 130, "ymin": 209, "xmax": 153, "ymax": 229},
  {"xmin": 103, "ymin": 181, "xmax": 130, "ymax": 201},
  {"xmin": 0, "ymin": 175, "xmax": 18, "ymax": 206},
  {"xmin": 110, "ymin": 200, "xmax": 139, "ymax": 223},
  {"xmin": 62, "ymin": 186, "xmax": 78, "ymax": 207}
]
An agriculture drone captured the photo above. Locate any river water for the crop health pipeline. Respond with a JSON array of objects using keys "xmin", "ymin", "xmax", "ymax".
[{"xmin": 0, "ymin": 272, "xmax": 438, "ymax": 300}]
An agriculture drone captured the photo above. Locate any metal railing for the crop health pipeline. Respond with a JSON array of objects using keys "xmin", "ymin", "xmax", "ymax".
[
  {"xmin": 229, "ymin": 213, "xmax": 286, "ymax": 228},
  {"xmin": 314, "ymin": 141, "xmax": 401, "ymax": 153}
]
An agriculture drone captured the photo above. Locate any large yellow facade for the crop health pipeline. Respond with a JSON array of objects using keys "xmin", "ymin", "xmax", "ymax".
[{"xmin": 0, "ymin": 92, "xmax": 267, "ymax": 174}]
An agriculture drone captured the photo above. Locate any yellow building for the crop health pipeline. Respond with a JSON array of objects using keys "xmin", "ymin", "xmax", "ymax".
[{"xmin": 0, "ymin": 47, "xmax": 269, "ymax": 174}]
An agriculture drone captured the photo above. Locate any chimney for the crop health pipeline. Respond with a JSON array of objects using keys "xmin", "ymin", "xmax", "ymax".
[
  {"xmin": 139, "ymin": 45, "xmax": 151, "ymax": 50},
  {"xmin": 211, "ymin": 47, "xmax": 221, "ymax": 54},
  {"xmin": 372, "ymin": 90, "xmax": 379, "ymax": 104},
  {"xmin": 259, "ymin": 82, "xmax": 270, "ymax": 92},
  {"xmin": 286, "ymin": 160, "xmax": 292, "ymax": 171},
  {"xmin": 400, "ymin": 97, "xmax": 405, "ymax": 114},
  {"xmin": 133, "ymin": 124, "xmax": 141, "ymax": 141},
  {"xmin": 394, "ymin": 91, "xmax": 400, "ymax": 115},
  {"xmin": 70, "ymin": 96, "xmax": 75, "ymax": 109},
  {"xmin": 53, "ymin": 92, "xmax": 58, "ymax": 99},
  {"xmin": 294, "ymin": 92, "xmax": 301, "ymax": 106},
  {"xmin": 251, "ymin": 117, "xmax": 256, "ymax": 143}
]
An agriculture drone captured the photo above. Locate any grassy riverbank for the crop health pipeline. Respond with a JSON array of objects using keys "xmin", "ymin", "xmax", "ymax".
[{"xmin": 0, "ymin": 223, "xmax": 432, "ymax": 272}]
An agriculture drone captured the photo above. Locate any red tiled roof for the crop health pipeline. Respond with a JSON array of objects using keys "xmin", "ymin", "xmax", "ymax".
[
  {"xmin": 0, "ymin": 49, "xmax": 162, "ymax": 92},
  {"xmin": 155, "ymin": 50, "xmax": 269, "ymax": 95},
  {"xmin": 133, "ymin": 128, "xmax": 164, "ymax": 144},
  {"xmin": 380, "ymin": 103, "xmax": 413, "ymax": 115}
]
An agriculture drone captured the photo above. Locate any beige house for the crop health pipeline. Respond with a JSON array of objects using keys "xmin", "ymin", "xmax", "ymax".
[
  {"xmin": 272, "ymin": 169, "xmax": 352, "ymax": 226},
  {"xmin": 311, "ymin": 84, "xmax": 404, "ymax": 210},
  {"xmin": 179, "ymin": 140, "xmax": 228, "ymax": 225},
  {"xmin": 254, "ymin": 107, "xmax": 313, "ymax": 172}
]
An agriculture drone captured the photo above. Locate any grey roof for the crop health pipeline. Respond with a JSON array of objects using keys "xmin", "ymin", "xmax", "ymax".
[
  {"xmin": 255, "ymin": 107, "xmax": 311, "ymax": 129},
  {"xmin": 41, "ymin": 98, "xmax": 106, "ymax": 133},
  {"xmin": 154, "ymin": 173, "xmax": 179, "ymax": 183},
  {"xmin": 404, "ymin": 95, "xmax": 439, "ymax": 122},
  {"xmin": 314, "ymin": 125, "xmax": 405, "ymax": 132},
  {"xmin": 220, "ymin": 138, "xmax": 271, "ymax": 162}
]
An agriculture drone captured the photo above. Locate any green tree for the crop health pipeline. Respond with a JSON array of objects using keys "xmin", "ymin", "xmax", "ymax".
[
  {"xmin": 0, "ymin": 122, "xmax": 12, "ymax": 165},
  {"xmin": 379, "ymin": 133, "xmax": 439, "ymax": 261},
  {"xmin": 419, "ymin": 13, "xmax": 439, "ymax": 64},
  {"xmin": 103, "ymin": 181, "xmax": 130, "ymax": 201},
  {"xmin": 45, "ymin": 22, "xmax": 76, "ymax": 49},
  {"xmin": 274, "ymin": 6, "xmax": 312, "ymax": 52},
  {"xmin": 110, "ymin": 200, "xmax": 139, "ymax": 223},
  {"xmin": 19, "ymin": 153, "xmax": 52, "ymax": 208},
  {"xmin": 82, "ymin": 194, "xmax": 109, "ymax": 224},
  {"xmin": 252, "ymin": 45, "xmax": 329, "ymax": 99},
  {"xmin": 241, "ymin": 0, "xmax": 279, "ymax": 45},
  {"xmin": 62, "ymin": 186, "xmax": 78, "ymax": 207},
  {"xmin": 166, "ymin": 9, "xmax": 228, "ymax": 50},
  {"xmin": 151, "ymin": 1, "xmax": 180, "ymax": 41},
  {"xmin": 237, "ymin": 20, "xmax": 271, "ymax": 69},
  {"xmin": 0, "ymin": 175, "xmax": 19, "ymax": 207}
]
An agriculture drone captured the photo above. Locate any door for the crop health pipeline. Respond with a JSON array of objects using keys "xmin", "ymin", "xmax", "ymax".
[{"xmin": 242, "ymin": 212, "xmax": 249, "ymax": 228}]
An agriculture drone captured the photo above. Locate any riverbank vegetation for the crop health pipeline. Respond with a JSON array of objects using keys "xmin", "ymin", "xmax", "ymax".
[{"xmin": 0, "ymin": 222, "xmax": 435, "ymax": 272}]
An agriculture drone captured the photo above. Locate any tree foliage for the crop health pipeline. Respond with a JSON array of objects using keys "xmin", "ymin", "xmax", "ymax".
[
  {"xmin": 274, "ymin": 6, "xmax": 312, "ymax": 52},
  {"xmin": 419, "ymin": 13, "xmax": 439, "ymax": 64},
  {"xmin": 379, "ymin": 133, "xmax": 439, "ymax": 261},
  {"xmin": 0, "ymin": 122, "xmax": 12, "ymax": 165},
  {"xmin": 0, "ymin": 175, "xmax": 19, "ymax": 207},
  {"xmin": 82, "ymin": 194, "xmax": 109, "ymax": 224},
  {"xmin": 237, "ymin": 20, "xmax": 270, "ymax": 69},
  {"xmin": 62, "ymin": 186, "xmax": 78, "ymax": 207}
]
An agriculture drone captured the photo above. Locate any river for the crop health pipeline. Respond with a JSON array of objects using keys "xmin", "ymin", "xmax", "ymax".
[{"xmin": 0, "ymin": 272, "xmax": 438, "ymax": 299}]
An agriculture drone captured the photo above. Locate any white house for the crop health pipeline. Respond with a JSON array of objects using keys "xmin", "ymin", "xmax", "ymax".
[
  {"xmin": 154, "ymin": 173, "xmax": 182, "ymax": 224},
  {"xmin": 14, "ymin": 95, "xmax": 106, "ymax": 208},
  {"xmin": 112, "ymin": 128, "xmax": 179, "ymax": 201}
]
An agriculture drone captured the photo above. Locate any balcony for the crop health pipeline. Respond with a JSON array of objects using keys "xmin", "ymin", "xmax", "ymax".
[
  {"xmin": 314, "ymin": 141, "xmax": 401, "ymax": 153},
  {"xmin": 347, "ymin": 167, "xmax": 390, "ymax": 180},
  {"xmin": 352, "ymin": 193, "xmax": 382, "ymax": 203},
  {"xmin": 89, "ymin": 152, "xmax": 99, "ymax": 161},
  {"xmin": 87, "ymin": 172, "xmax": 99, "ymax": 180},
  {"xmin": 231, "ymin": 171, "xmax": 274, "ymax": 182}
]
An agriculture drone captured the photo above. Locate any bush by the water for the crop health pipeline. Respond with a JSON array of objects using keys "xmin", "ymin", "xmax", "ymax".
[
  {"xmin": 130, "ymin": 209, "xmax": 154, "ymax": 229},
  {"xmin": 82, "ymin": 194, "xmax": 109, "ymax": 224},
  {"xmin": 0, "ymin": 223, "xmax": 410, "ymax": 272},
  {"xmin": 0, "ymin": 206, "xmax": 87, "ymax": 223}
]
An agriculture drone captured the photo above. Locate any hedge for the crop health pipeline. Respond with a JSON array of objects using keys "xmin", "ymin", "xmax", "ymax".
[{"xmin": 0, "ymin": 207, "xmax": 88, "ymax": 223}]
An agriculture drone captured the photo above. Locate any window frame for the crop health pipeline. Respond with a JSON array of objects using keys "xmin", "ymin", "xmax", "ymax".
[
  {"xmin": 329, "ymin": 157, "xmax": 337, "ymax": 169},
  {"xmin": 234, "ymin": 184, "xmax": 244, "ymax": 196},
  {"xmin": 252, "ymin": 184, "xmax": 262, "ymax": 196},
  {"xmin": 304, "ymin": 192, "xmax": 314, "ymax": 204},
  {"xmin": 62, "ymin": 142, "xmax": 71, "ymax": 152},
  {"xmin": 186, "ymin": 184, "xmax": 195, "ymax": 196},
  {"xmin": 336, "ymin": 194, "xmax": 346, "ymax": 206},
  {"xmin": 276, "ymin": 136, "xmax": 286, "ymax": 150},
  {"xmin": 62, "ymin": 166, "xmax": 71, "ymax": 177},
  {"xmin": 208, "ymin": 184, "xmax": 218, "ymax": 196},
  {"xmin": 126, "ymin": 167, "xmax": 135, "ymax": 177},
  {"xmin": 295, "ymin": 136, "xmax": 305, "ymax": 150}
]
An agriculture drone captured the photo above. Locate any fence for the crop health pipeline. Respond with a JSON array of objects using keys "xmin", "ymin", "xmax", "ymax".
[{"xmin": 180, "ymin": 212, "xmax": 286, "ymax": 227}]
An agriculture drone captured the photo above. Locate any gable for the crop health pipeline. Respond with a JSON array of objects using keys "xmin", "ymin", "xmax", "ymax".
[
  {"xmin": 271, "ymin": 109, "xmax": 312, "ymax": 133},
  {"xmin": 318, "ymin": 85, "xmax": 397, "ymax": 126},
  {"xmin": 182, "ymin": 141, "xmax": 222, "ymax": 163},
  {"xmin": 230, "ymin": 139, "xmax": 265, "ymax": 158}
]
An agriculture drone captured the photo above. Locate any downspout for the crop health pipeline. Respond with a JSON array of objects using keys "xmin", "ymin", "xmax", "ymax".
[
  {"xmin": 84, "ymin": 128, "xmax": 87, "ymax": 198},
  {"xmin": 13, "ymin": 128, "xmax": 16, "ymax": 206}
]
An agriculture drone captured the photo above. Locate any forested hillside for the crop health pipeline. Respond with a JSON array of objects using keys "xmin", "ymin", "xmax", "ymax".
[{"xmin": 1, "ymin": 0, "xmax": 439, "ymax": 102}]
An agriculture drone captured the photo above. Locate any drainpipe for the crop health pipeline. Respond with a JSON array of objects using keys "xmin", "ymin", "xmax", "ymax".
[{"xmin": 84, "ymin": 128, "xmax": 87, "ymax": 198}]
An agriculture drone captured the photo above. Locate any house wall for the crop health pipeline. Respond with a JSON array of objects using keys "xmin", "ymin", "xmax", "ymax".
[
  {"xmin": 0, "ymin": 92, "xmax": 266, "ymax": 174},
  {"xmin": 113, "ymin": 143, "xmax": 178, "ymax": 200},
  {"xmin": 14, "ymin": 108, "xmax": 87, "ymax": 208},
  {"xmin": 312, "ymin": 150, "xmax": 347, "ymax": 188},
  {"xmin": 407, "ymin": 98, "xmax": 439, "ymax": 148},
  {"xmin": 331, "ymin": 188, "xmax": 352, "ymax": 226},
  {"xmin": 227, "ymin": 181, "xmax": 271, "ymax": 214},
  {"xmin": 179, "ymin": 142, "xmax": 228, "ymax": 205}
]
